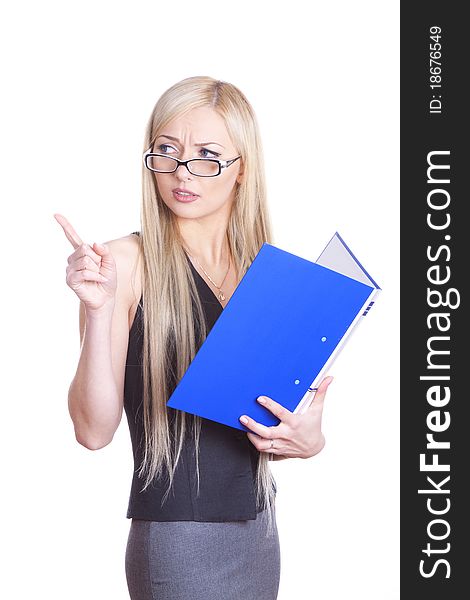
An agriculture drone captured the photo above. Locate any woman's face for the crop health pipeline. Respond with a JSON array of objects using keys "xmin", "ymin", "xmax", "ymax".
[{"xmin": 153, "ymin": 106, "xmax": 243, "ymax": 221}]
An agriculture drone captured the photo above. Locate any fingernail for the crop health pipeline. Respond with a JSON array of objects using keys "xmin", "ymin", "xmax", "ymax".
[
  {"xmin": 240, "ymin": 416, "xmax": 248, "ymax": 424},
  {"xmin": 257, "ymin": 396, "xmax": 267, "ymax": 404}
]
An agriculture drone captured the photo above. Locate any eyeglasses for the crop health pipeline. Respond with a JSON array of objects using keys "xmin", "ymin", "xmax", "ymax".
[{"xmin": 143, "ymin": 147, "xmax": 241, "ymax": 177}]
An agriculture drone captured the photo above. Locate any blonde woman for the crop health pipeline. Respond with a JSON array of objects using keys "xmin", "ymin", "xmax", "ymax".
[{"xmin": 55, "ymin": 75, "xmax": 331, "ymax": 600}]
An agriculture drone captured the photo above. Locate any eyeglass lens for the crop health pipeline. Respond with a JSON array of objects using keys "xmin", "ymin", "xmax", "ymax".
[{"xmin": 147, "ymin": 155, "xmax": 219, "ymax": 176}]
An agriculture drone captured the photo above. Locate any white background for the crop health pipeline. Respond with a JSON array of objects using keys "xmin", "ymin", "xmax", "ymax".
[{"xmin": 0, "ymin": 1, "xmax": 399, "ymax": 598}]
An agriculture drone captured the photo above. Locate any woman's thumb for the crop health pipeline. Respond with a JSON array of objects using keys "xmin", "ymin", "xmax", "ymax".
[{"xmin": 93, "ymin": 241, "xmax": 108, "ymax": 254}]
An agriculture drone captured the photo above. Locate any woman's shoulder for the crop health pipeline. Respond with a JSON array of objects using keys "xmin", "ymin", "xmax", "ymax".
[
  {"xmin": 102, "ymin": 232, "xmax": 143, "ymax": 313},
  {"xmin": 103, "ymin": 231, "xmax": 142, "ymax": 265}
]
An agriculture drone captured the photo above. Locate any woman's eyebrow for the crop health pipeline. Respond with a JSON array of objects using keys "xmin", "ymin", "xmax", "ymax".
[{"xmin": 156, "ymin": 134, "xmax": 225, "ymax": 149}]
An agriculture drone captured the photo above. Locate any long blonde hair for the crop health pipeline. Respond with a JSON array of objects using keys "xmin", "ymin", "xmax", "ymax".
[{"xmin": 134, "ymin": 75, "xmax": 277, "ymax": 534}]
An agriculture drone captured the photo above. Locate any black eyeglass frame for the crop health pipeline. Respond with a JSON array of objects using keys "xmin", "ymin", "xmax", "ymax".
[{"xmin": 143, "ymin": 147, "xmax": 241, "ymax": 178}]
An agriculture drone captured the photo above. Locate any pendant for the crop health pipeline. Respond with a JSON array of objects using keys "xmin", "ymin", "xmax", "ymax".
[{"xmin": 218, "ymin": 291, "xmax": 225, "ymax": 302}]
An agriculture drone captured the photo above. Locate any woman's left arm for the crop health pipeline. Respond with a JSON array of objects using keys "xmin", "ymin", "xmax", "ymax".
[
  {"xmin": 270, "ymin": 454, "xmax": 290, "ymax": 461},
  {"xmin": 239, "ymin": 376, "xmax": 333, "ymax": 460}
]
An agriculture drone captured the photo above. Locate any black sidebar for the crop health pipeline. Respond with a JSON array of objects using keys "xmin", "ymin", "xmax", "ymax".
[{"xmin": 401, "ymin": 2, "xmax": 468, "ymax": 598}]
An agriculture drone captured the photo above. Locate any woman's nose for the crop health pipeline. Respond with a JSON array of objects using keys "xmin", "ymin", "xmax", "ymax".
[{"xmin": 174, "ymin": 164, "xmax": 192, "ymax": 181}]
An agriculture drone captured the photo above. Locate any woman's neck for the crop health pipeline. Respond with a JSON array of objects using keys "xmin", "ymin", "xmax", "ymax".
[{"xmin": 178, "ymin": 218, "xmax": 231, "ymax": 269}]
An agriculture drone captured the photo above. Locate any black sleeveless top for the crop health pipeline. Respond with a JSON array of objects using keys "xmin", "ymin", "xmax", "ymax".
[{"xmin": 123, "ymin": 232, "xmax": 271, "ymax": 521}]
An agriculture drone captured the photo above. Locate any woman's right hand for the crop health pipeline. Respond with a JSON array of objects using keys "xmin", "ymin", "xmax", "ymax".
[{"xmin": 54, "ymin": 213, "xmax": 118, "ymax": 312}]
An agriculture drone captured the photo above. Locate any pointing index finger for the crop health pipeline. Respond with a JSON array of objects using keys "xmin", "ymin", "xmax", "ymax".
[{"xmin": 54, "ymin": 213, "xmax": 84, "ymax": 249}]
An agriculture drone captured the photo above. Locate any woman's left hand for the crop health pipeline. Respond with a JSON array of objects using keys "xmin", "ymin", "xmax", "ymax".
[{"xmin": 239, "ymin": 376, "xmax": 333, "ymax": 459}]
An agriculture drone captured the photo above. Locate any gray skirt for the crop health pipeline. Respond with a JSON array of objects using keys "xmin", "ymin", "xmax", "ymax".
[{"xmin": 125, "ymin": 507, "xmax": 281, "ymax": 600}]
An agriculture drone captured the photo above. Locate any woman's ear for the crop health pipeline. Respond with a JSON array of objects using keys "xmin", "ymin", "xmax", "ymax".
[{"xmin": 236, "ymin": 163, "xmax": 244, "ymax": 185}]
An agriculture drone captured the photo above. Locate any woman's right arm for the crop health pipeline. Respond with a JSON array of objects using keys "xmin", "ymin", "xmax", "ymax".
[
  {"xmin": 54, "ymin": 214, "xmax": 137, "ymax": 450},
  {"xmin": 68, "ymin": 267, "xmax": 130, "ymax": 450}
]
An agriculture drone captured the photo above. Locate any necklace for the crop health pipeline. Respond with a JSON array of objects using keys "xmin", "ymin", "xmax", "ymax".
[{"xmin": 184, "ymin": 247, "xmax": 231, "ymax": 303}]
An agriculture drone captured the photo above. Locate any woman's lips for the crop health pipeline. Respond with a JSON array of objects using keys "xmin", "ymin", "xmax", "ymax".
[{"xmin": 172, "ymin": 190, "xmax": 199, "ymax": 202}]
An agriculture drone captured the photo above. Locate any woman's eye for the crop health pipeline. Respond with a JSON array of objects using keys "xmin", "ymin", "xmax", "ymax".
[
  {"xmin": 158, "ymin": 143, "xmax": 176, "ymax": 154},
  {"xmin": 157, "ymin": 144, "xmax": 220, "ymax": 158},
  {"xmin": 200, "ymin": 147, "xmax": 220, "ymax": 158}
]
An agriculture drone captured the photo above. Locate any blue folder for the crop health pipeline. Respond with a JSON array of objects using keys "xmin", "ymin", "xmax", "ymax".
[{"xmin": 167, "ymin": 233, "xmax": 381, "ymax": 431}]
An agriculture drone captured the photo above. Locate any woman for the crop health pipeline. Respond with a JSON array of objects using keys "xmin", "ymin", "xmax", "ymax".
[{"xmin": 55, "ymin": 75, "xmax": 331, "ymax": 600}]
